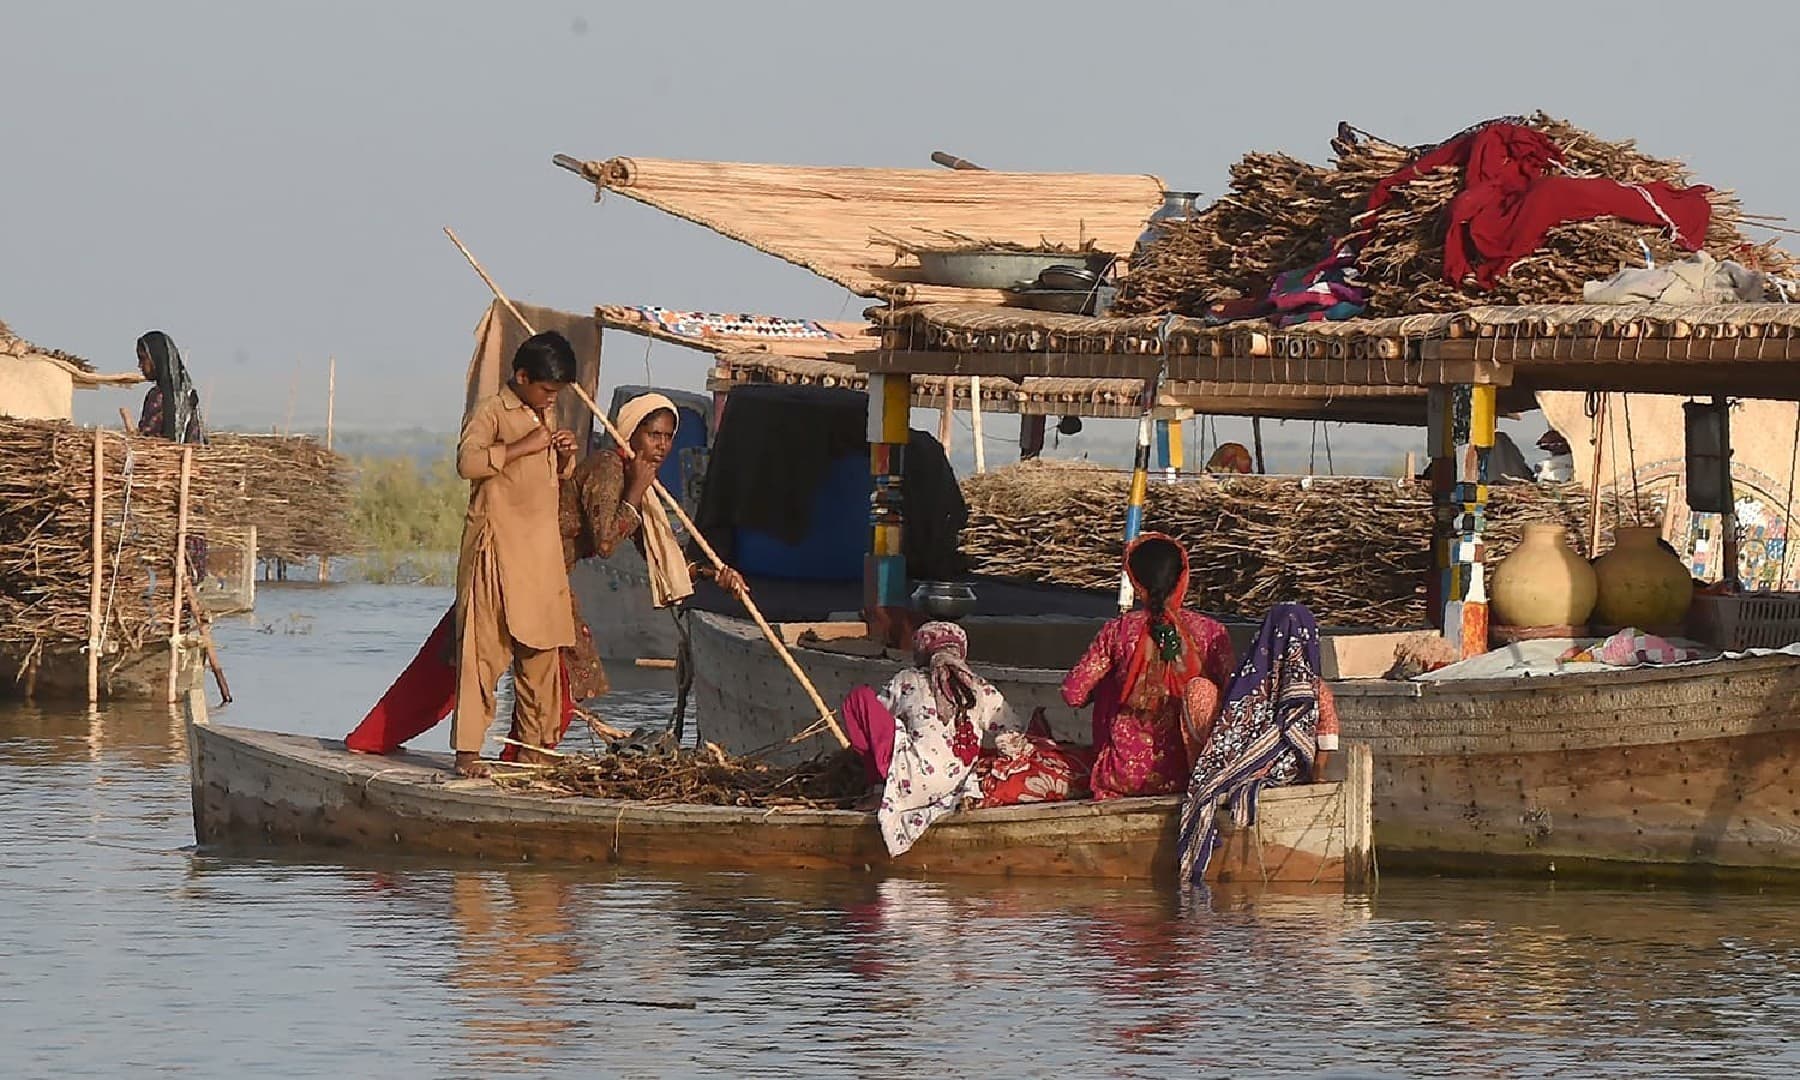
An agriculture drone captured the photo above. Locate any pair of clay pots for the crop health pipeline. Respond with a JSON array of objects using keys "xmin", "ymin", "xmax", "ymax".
[{"xmin": 1490, "ymin": 523, "xmax": 1693, "ymax": 631}]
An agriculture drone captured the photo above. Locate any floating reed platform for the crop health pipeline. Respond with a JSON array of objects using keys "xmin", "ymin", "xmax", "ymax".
[{"xmin": 0, "ymin": 420, "xmax": 352, "ymax": 682}]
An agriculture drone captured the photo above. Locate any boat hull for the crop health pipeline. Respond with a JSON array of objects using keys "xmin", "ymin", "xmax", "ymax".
[
  {"xmin": 688, "ymin": 611, "xmax": 1800, "ymax": 879},
  {"xmin": 187, "ymin": 723, "xmax": 1370, "ymax": 885}
]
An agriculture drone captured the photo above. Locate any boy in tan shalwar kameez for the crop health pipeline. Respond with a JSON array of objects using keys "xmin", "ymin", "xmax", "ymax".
[{"xmin": 451, "ymin": 332, "xmax": 581, "ymax": 777}]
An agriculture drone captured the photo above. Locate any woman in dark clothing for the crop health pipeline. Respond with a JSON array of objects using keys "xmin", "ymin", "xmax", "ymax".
[
  {"xmin": 136, "ymin": 331, "xmax": 207, "ymax": 577},
  {"xmin": 136, "ymin": 331, "xmax": 207, "ymax": 444}
]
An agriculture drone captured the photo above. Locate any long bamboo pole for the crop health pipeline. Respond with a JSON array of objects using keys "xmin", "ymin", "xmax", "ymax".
[
  {"xmin": 970, "ymin": 376, "xmax": 986, "ymax": 474},
  {"xmin": 443, "ymin": 228, "xmax": 849, "ymax": 749},
  {"xmin": 87, "ymin": 431, "xmax": 105, "ymax": 703},
  {"xmin": 167, "ymin": 447, "xmax": 193, "ymax": 703}
]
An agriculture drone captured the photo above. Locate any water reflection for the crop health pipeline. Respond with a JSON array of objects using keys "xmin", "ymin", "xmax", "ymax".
[{"xmin": 4, "ymin": 584, "xmax": 1800, "ymax": 1076}]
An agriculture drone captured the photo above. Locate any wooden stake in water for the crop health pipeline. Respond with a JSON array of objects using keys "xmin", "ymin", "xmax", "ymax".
[
  {"xmin": 167, "ymin": 447, "xmax": 193, "ymax": 704},
  {"xmin": 87, "ymin": 431, "xmax": 105, "ymax": 703},
  {"xmin": 321, "ymin": 356, "xmax": 336, "ymax": 583},
  {"xmin": 441, "ymin": 227, "xmax": 851, "ymax": 750}
]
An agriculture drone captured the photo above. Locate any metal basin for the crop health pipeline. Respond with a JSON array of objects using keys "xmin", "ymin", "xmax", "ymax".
[
  {"xmin": 911, "ymin": 580, "xmax": 978, "ymax": 622},
  {"xmin": 915, "ymin": 250, "xmax": 1109, "ymax": 290}
]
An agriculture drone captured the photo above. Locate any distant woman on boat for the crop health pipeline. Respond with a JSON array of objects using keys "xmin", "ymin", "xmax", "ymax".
[
  {"xmin": 136, "ymin": 331, "xmax": 206, "ymax": 444},
  {"xmin": 1061, "ymin": 533, "xmax": 1235, "ymax": 800},
  {"xmin": 840, "ymin": 621, "xmax": 1024, "ymax": 855},
  {"xmin": 136, "ymin": 330, "xmax": 208, "ymax": 579},
  {"xmin": 1177, "ymin": 603, "xmax": 1339, "ymax": 884}
]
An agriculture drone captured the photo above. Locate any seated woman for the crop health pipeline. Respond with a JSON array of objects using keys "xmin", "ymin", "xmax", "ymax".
[
  {"xmin": 1061, "ymin": 533, "xmax": 1235, "ymax": 799},
  {"xmin": 840, "ymin": 622, "xmax": 1023, "ymax": 856},
  {"xmin": 1176, "ymin": 602, "xmax": 1340, "ymax": 884}
]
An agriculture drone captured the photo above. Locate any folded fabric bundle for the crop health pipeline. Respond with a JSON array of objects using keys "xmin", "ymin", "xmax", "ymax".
[
  {"xmin": 1584, "ymin": 251, "xmax": 1767, "ymax": 305},
  {"xmin": 1560, "ymin": 628, "xmax": 1704, "ymax": 666}
]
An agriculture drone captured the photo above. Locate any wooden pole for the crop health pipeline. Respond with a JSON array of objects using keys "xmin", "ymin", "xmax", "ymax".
[
  {"xmin": 1251, "ymin": 416, "xmax": 1267, "ymax": 475},
  {"xmin": 969, "ymin": 377, "xmax": 986, "ymax": 474},
  {"xmin": 936, "ymin": 385, "xmax": 955, "ymax": 454},
  {"xmin": 320, "ymin": 356, "xmax": 336, "ymax": 583},
  {"xmin": 1587, "ymin": 394, "xmax": 1609, "ymax": 558},
  {"xmin": 87, "ymin": 431, "xmax": 105, "ymax": 703},
  {"xmin": 118, "ymin": 407, "xmax": 135, "ymax": 433},
  {"xmin": 443, "ymin": 227, "xmax": 850, "ymax": 749},
  {"xmin": 167, "ymin": 447, "xmax": 193, "ymax": 704}
]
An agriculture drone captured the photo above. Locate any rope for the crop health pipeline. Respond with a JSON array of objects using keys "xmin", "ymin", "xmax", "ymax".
[
  {"xmin": 1622, "ymin": 395, "xmax": 1642, "ymax": 513},
  {"xmin": 1324, "ymin": 423, "xmax": 1336, "ymax": 476},
  {"xmin": 99, "ymin": 444, "xmax": 138, "ymax": 656},
  {"xmin": 1629, "ymin": 184, "xmax": 1684, "ymax": 244},
  {"xmin": 1607, "ymin": 394, "xmax": 1624, "ymax": 532}
]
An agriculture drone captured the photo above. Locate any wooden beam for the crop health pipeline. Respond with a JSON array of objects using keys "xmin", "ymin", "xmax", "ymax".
[
  {"xmin": 1170, "ymin": 353, "xmax": 1513, "ymax": 388},
  {"xmin": 1427, "ymin": 337, "xmax": 1800, "ymax": 364}
]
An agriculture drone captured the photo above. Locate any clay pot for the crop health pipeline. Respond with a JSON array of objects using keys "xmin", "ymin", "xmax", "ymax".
[
  {"xmin": 1593, "ymin": 526, "xmax": 1694, "ymax": 630},
  {"xmin": 1490, "ymin": 523, "xmax": 1598, "ymax": 628}
]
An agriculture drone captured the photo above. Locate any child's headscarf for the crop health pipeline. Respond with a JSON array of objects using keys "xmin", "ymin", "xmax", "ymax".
[
  {"xmin": 914, "ymin": 620, "xmax": 981, "ymax": 765},
  {"xmin": 1118, "ymin": 532, "xmax": 1203, "ymax": 712}
]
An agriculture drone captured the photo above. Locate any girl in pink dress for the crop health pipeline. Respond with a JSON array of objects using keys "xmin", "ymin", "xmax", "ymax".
[{"xmin": 1061, "ymin": 533, "xmax": 1235, "ymax": 800}]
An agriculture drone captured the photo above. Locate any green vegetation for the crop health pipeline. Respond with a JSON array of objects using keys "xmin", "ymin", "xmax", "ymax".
[{"xmin": 348, "ymin": 454, "xmax": 464, "ymax": 584}]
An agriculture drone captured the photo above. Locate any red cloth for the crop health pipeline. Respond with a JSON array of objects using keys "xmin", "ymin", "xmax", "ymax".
[
  {"xmin": 1453, "ymin": 174, "xmax": 1711, "ymax": 286},
  {"xmin": 840, "ymin": 685, "xmax": 896, "ymax": 785},
  {"xmin": 1365, "ymin": 122, "xmax": 1711, "ymax": 289},
  {"xmin": 343, "ymin": 606, "xmax": 575, "ymax": 759},
  {"xmin": 975, "ymin": 736, "xmax": 1093, "ymax": 808}
]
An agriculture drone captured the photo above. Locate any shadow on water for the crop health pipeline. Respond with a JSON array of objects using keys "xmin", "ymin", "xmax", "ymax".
[{"xmin": 4, "ymin": 583, "xmax": 1800, "ymax": 1076}]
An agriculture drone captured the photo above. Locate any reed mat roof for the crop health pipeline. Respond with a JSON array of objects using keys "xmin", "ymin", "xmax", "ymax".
[
  {"xmin": 563, "ymin": 156, "xmax": 1162, "ymax": 303},
  {"xmin": 597, "ymin": 304, "xmax": 877, "ymax": 360},
  {"xmin": 1, "ymin": 317, "xmax": 94, "ymax": 374},
  {"xmin": 960, "ymin": 461, "xmax": 1659, "ymax": 626}
]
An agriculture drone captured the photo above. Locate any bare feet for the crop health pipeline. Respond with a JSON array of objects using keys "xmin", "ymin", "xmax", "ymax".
[{"xmin": 453, "ymin": 751, "xmax": 492, "ymax": 778}]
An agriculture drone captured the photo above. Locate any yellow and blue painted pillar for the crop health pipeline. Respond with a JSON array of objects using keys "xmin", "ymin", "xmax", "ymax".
[
  {"xmin": 1154, "ymin": 417, "xmax": 1184, "ymax": 481},
  {"xmin": 866, "ymin": 373, "xmax": 912, "ymax": 645},
  {"xmin": 1427, "ymin": 383, "xmax": 1495, "ymax": 658}
]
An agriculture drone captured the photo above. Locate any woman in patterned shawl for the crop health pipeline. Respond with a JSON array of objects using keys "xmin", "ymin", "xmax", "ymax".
[
  {"xmin": 1061, "ymin": 533, "xmax": 1235, "ymax": 799},
  {"xmin": 840, "ymin": 621, "xmax": 1023, "ymax": 856},
  {"xmin": 135, "ymin": 330, "xmax": 208, "ymax": 580},
  {"xmin": 1177, "ymin": 603, "xmax": 1339, "ymax": 885}
]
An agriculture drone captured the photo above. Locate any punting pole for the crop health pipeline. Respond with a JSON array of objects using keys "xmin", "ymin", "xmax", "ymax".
[
  {"xmin": 1252, "ymin": 416, "xmax": 1267, "ymax": 474},
  {"xmin": 1118, "ymin": 325, "xmax": 1173, "ymax": 611},
  {"xmin": 87, "ymin": 431, "xmax": 105, "ymax": 703},
  {"xmin": 167, "ymin": 447, "xmax": 193, "ymax": 704},
  {"xmin": 443, "ymin": 227, "xmax": 850, "ymax": 749}
]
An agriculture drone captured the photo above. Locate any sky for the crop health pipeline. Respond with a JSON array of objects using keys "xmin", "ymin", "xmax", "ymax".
[{"xmin": 5, "ymin": 0, "xmax": 1799, "ymax": 471}]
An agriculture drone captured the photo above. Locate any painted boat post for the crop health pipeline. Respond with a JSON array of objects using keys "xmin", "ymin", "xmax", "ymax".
[
  {"xmin": 1118, "ymin": 329, "xmax": 1173, "ymax": 610},
  {"xmin": 1428, "ymin": 383, "xmax": 1495, "ymax": 658},
  {"xmin": 867, "ymin": 373, "xmax": 912, "ymax": 644}
]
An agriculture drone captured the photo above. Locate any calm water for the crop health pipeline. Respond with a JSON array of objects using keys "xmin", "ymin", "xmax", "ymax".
[{"xmin": 2, "ymin": 584, "xmax": 1798, "ymax": 1078}]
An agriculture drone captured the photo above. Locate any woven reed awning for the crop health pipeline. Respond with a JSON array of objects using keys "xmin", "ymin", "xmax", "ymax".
[
  {"xmin": 863, "ymin": 302, "xmax": 1800, "ymax": 401},
  {"xmin": 597, "ymin": 304, "xmax": 876, "ymax": 360},
  {"xmin": 0, "ymin": 318, "xmax": 135, "ymax": 387},
  {"xmin": 559, "ymin": 156, "xmax": 1163, "ymax": 305},
  {"xmin": 711, "ymin": 351, "xmax": 1437, "ymax": 424}
]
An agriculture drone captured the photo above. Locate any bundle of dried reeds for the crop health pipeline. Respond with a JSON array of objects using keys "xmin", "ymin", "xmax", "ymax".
[
  {"xmin": 960, "ymin": 462, "xmax": 1660, "ymax": 625},
  {"xmin": 1116, "ymin": 113, "xmax": 1798, "ymax": 318},
  {"xmin": 0, "ymin": 421, "xmax": 352, "ymax": 663},
  {"xmin": 493, "ymin": 744, "xmax": 867, "ymax": 808}
]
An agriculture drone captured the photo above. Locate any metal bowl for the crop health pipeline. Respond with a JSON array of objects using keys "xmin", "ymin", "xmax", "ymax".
[
  {"xmin": 1036, "ymin": 264, "xmax": 1098, "ymax": 291},
  {"xmin": 915, "ymin": 249, "xmax": 1112, "ymax": 290},
  {"xmin": 911, "ymin": 580, "xmax": 978, "ymax": 622}
]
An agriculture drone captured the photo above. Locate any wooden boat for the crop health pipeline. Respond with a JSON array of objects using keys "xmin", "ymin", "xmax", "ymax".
[
  {"xmin": 686, "ymin": 610, "xmax": 1800, "ymax": 881},
  {"xmin": 181, "ymin": 677, "xmax": 1373, "ymax": 886}
]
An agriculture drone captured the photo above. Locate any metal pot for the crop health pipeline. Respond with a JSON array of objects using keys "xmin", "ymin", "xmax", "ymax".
[
  {"xmin": 916, "ymin": 249, "xmax": 1112, "ymax": 290},
  {"xmin": 911, "ymin": 580, "xmax": 978, "ymax": 622},
  {"xmin": 1036, "ymin": 264, "xmax": 1099, "ymax": 291},
  {"xmin": 1135, "ymin": 190, "xmax": 1202, "ymax": 256}
]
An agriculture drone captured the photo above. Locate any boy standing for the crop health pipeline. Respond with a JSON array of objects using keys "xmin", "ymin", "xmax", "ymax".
[{"xmin": 452, "ymin": 331, "xmax": 581, "ymax": 777}]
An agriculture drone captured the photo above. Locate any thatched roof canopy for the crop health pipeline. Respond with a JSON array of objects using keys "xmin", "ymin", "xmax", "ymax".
[{"xmin": 558, "ymin": 155, "xmax": 1163, "ymax": 304}]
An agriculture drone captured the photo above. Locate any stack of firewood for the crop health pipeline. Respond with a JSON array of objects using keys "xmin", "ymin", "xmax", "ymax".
[{"xmin": 1115, "ymin": 113, "xmax": 1797, "ymax": 318}]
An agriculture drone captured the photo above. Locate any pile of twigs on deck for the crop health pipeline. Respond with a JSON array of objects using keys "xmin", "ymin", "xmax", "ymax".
[
  {"xmin": 0, "ymin": 420, "xmax": 353, "ymax": 664},
  {"xmin": 1115, "ymin": 113, "xmax": 1797, "ymax": 318},
  {"xmin": 493, "ymin": 743, "xmax": 868, "ymax": 809},
  {"xmin": 960, "ymin": 462, "xmax": 1660, "ymax": 626}
]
